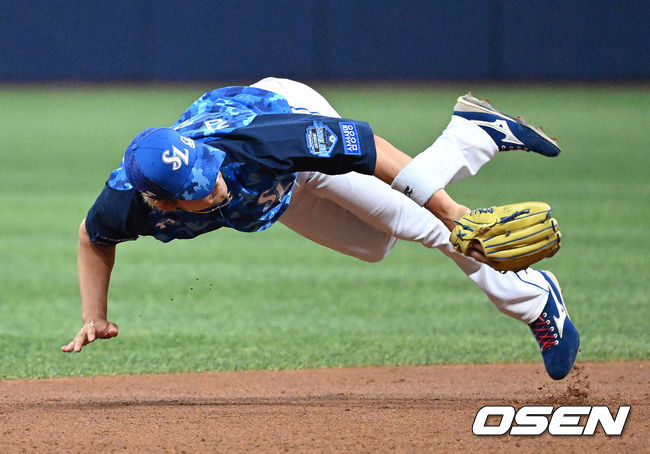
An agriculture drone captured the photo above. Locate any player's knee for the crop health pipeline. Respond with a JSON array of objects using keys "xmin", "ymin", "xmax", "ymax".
[
  {"xmin": 353, "ymin": 238, "xmax": 397, "ymax": 263},
  {"xmin": 360, "ymin": 250, "xmax": 390, "ymax": 263}
]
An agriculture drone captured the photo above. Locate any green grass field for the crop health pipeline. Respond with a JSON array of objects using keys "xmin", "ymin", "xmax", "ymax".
[{"xmin": 0, "ymin": 83, "xmax": 648, "ymax": 379}]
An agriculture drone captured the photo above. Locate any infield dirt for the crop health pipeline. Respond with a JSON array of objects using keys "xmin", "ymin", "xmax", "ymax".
[{"xmin": 0, "ymin": 361, "xmax": 647, "ymax": 453}]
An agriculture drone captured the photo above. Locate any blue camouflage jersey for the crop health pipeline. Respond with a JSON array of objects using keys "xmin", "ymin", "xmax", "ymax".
[{"xmin": 85, "ymin": 86, "xmax": 377, "ymax": 245}]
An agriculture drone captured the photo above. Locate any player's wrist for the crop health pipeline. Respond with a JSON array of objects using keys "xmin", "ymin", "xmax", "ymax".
[
  {"xmin": 390, "ymin": 160, "xmax": 442, "ymax": 206},
  {"xmin": 432, "ymin": 195, "xmax": 470, "ymax": 222},
  {"xmin": 423, "ymin": 190, "xmax": 470, "ymax": 230},
  {"xmin": 82, "ymin": 310, "xmax": 108, "ymax": 324}
]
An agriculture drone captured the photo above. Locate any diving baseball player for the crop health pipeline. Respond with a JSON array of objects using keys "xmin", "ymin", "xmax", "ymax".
[{"xmin": 62, "ymin": 78, "xmax": 579, "ymax": 380}]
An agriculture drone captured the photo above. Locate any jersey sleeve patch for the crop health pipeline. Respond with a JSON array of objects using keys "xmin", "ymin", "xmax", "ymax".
[{"xmin": 305, "ymin": 121, "xmax": 338, "ymax": 157}]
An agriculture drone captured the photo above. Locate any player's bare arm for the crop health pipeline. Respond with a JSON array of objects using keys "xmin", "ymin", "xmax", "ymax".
[
  {"xmin": 373, "ymin": 135, "xmax": 470, "ymax": 229},
  {"xmin": 61, "ymin": 219, "xmax": 118, "ymax": 353}
]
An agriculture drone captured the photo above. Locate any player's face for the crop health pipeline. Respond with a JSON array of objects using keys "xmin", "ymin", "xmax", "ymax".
[{"xmin": 156, "ymin": 172, "xmax": 229, "ymax": 213}]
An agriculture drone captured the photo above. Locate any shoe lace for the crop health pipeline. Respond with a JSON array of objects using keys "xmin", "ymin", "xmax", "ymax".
[{"xmin": 530, "ymin": 312, "xmax": 559, "ymax": 350}]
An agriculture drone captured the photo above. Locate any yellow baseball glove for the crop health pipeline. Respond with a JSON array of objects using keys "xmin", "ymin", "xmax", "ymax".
[{"xmin": 450, "ymin": 202, "xmax": 561, "ymax": 272}]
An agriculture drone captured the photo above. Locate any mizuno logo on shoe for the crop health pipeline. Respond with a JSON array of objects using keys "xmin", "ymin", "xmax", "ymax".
[
  {"xmin": 552, "ymin": 293, "xmax": 567, "ymax": 338},
  {"xmin": 471, "ymin": 119, "xmax": 524, "ymax": 145}
]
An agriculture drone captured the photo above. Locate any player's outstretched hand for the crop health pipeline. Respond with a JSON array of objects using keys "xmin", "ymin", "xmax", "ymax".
[{"xmin": 61, "ymin": 320, "xmax": 119, "ymax": 353}]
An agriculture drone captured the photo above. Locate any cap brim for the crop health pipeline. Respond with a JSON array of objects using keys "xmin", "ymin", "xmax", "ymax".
[{"xmin": 173, "ymin": 143, "xmax": 226, "ymax": 200}]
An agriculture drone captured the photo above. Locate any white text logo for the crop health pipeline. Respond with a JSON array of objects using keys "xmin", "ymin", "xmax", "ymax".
[
  {"xmin": 161, "ymin": 145, "xmax": 190, "ymax": 171},
  {"xmin": 472, "ymin": 405, "xmax": 630, "ymax": 436}
]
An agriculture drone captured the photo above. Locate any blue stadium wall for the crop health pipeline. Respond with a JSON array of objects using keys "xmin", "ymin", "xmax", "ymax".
[{"xmin": 2, "ymin": 1, "xmax": 648, "ymax": 82}]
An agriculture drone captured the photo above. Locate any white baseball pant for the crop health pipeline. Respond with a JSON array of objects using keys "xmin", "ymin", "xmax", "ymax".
[{"xmin": 251, "ymin": 77, "xmax": 548, "ymax": 324}]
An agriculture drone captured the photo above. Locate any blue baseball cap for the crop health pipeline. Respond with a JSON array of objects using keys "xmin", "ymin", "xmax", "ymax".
[{"xmin": 124, "ymin": 127, "xmax": 226, "ymax": 200}]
